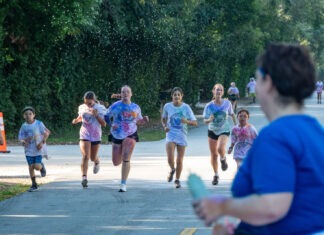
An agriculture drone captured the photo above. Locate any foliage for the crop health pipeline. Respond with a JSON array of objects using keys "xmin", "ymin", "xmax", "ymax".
[{"xmin": 1, "ymin": 0, "xmax": 323, "ymax": 138}]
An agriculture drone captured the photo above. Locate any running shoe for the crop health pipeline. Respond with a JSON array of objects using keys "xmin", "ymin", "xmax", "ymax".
[
  {"xmin": 220, "ymin": 158, "xmax": 228, "ymax": 171},
  {"xmin": 93, "ymin": 162, "xmax": 100, "ymax": 174},
  {"xmin": 212, "ymin": 175, "xmax": 219, "ymax": 185},
  {"xmin": 167, "ymin": 169, "xmax": 175, "ymax": 182},
  {"xmin": 174, "ymin": 179, "xmax": 181, "ymax": 188},
  {"xmin": 28, "ymin": 185, "xmax": 38, "ymax": 192},
  {"xmin": 40, "ymin": 162, "xmax": 46, "ymax": 177},
  {"xmin": 119, "ymin": 184, "xmax": 127, "ymax": 192},
  {"xmin": 81, "ymin": 179, "xmax": 88, "ymax": 188}
]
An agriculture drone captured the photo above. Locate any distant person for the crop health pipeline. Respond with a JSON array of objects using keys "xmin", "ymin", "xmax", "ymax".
[
  {"xmin": 104, "ymin": 85, "xmax": 149, "ymax": 192},
  {"xmin": 246, "ymin": 77, "xmax": 256, "ymax": 104},
  {"xmin": 228, "ymin": 108, "xmax": 257, "ymax": 169},
  {"xmin": 227, "ymin": 82, "xmax": 240, "ymax": 113},
  {"xmin": 193, "ymin": 43, "xmax": 324, "ymax": 235},
  {"xmin": 316, "ymin": 80, "xmax": 323, "ymax": 104},
  {"xmin": 72, "ymin": 91, "xmax": 106, "ymax": 188},
  {"xmin": 18, "ymin": 106, "xmax": 49, "ymax": 192},
  {"xmin": 203, "ymin": 84, "xmax": 236, "ymax": 186},
  {"xmin": 161, "ymin": 87, "xmax": 198, "ymax": 189}
]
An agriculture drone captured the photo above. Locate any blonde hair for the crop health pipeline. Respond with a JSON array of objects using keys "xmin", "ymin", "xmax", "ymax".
[{"xmin": 212, "ymin": 83, "xmax": 224, "ymax": 99}]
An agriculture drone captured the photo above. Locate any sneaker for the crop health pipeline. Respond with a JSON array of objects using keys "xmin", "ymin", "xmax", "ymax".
[
  {"xmin": 28, "ymin": 185, "xmax": 38, "ymax": 192},
  {"xmin": 174, "ymin": 179, "xmax": 181, "ymax": 188},
  {"xmin": 81, "ymin": 179, "xmax": 88, "ymax": 188},
  {"xmin": 40, "ymin": 162, "xmax": 46, "ymax": 177},
  {"xmin": 212, "ymin": 175, "xmax": 219, "ymax": 185},
  {"xmin": 220, "ymin": 158, "xmax": 228, "ymax": 171},
  {"xmin": 167, "ymin": 169, "xmax": 175, "ymax": 182},
  {"xmin": 119, "ymin": 184, "xmax": 127, "ymax": 192},
  {"xmin": 93, "ymin": 162, "xmax": 100, "ymax": 174}
]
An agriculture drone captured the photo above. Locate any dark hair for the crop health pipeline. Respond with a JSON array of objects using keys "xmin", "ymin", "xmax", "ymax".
[
  {"xmin": 22, "ymin": 106, "xmax": 35, "ymax": 114},
  {"xmin": 171, "ymin": 87, "xmax": 183, "ymax": 96},
  {"xmin": 83, "ymin": 91, "xmax": 97, "ymax": 101},
  {"xmin": 237, "ymin": 108, "xmax": 249, "ymax": 118},
  {"xmin": 257, "ymin": 43, "xmax": 316, "ymax": 105}
]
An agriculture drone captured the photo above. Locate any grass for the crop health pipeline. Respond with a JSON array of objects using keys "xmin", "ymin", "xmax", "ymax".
[
  {"xmin": 0, "ymin": 183, "xmax": 30, "ymax": 201},
  {"xmin": 7, "ymin": 117, "xmax": 165, "ymax": 145}
]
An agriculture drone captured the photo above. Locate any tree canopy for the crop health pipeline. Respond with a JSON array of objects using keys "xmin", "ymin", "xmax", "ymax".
[{"xmin": 1, "ymin": 0, "xmax": 324, "ymax": 136}]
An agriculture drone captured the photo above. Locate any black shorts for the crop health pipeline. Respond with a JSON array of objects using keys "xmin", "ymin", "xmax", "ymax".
[
  {"xmin": 80, "ymin": 139, "xmax": 101, "ymax": 145},
  {"xmin": 111, "ymin": 131, "xmax": 139, "ymax": 145},
  {"xmin": 228, "ymin": 94, "xmax": 237, "ymax": 101},
  {"xmin": 208, "ymin": 130, "xmax": 230, "ymax": 140}
]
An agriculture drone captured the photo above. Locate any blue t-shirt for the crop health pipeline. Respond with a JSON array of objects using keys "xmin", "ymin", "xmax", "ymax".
[
  {"xmin": 104, "ymin": 100, "xmax": 143, "ymax": 139},
  {"xmin": 231, "ymin": 115, "xmax": 324, "ymax": 235}
]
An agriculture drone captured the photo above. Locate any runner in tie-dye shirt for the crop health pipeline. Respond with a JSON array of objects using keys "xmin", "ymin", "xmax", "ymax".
[
  {"xmin": 72, "ymin": 91, "xmax": 107, "ymax": 188},
  {"xmin": 228, "ymin": 108, "xmax": 257, "ymax": 169},
  {"xmin": 203, "ymin": 83, "xmax": 236, "ymax": 186},
  {"xmin": 161, "ymin": 87, "xmax": 197, "ymax": 189},
  {"xmin": 105, "ymin": 85, "xmax": 149, "ymax": 192}
]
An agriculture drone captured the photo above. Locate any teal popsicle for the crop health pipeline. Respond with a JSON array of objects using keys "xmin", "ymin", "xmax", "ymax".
[{"xmin": 187, "ymin": 173, "xmax": 209, "ymax": 200}]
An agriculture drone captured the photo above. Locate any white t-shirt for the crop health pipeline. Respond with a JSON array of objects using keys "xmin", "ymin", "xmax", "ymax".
[
  {"xmin": 18, "ymin": 120, "xmax": 47, "ymax": 156},
  {"xmin": 162, "ymin": 102, "xmax": 196, "ymax": 146},
  {"xmin": 203, "ymin": 100, "xmax": 234, "ymax": 135},
  {"xmin": 247, "ymin": 81, "xmax": 256, "ymax": 94},
  {"xmin": 316, "ymin": 81, "xmax": 323, "ymax": 93}
]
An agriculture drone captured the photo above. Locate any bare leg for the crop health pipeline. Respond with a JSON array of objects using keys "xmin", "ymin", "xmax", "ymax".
[
  {"xmin": 166, "ymin": 142, "xmax": 176, "ymax": 171},
  {"xmin": 217, "ymin": 135, "xmax": 228, "ymax": 160},
  {"xmin": 112, "ymin": 143, "xmax": 123, "ymax": 166},
  {"xmin": 175, "ymin": 145, "xmax": 185, "ymax": 180},
  {"xmin": 90, "ymin": 144, "xmax": 100, "ymax": 163},
  {"xmin": 80, "ymin": 141, "xmax": 91, "ymax": 176},
  {"xmin": 208, "ymin": 138, "xmax": 219, "ymax": 173},
  {"xmin": 121, "ymin": 138, "xmax": 136, "ymax": 181}
]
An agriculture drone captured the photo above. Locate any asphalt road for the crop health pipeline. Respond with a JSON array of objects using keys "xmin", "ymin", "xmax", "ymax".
[{"xmin": 0, "ymin": 93, "xmax": 323, "ymax": 235}]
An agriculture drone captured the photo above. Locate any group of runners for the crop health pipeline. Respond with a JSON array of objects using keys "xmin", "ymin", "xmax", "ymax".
[
  {"xmin": 18, "ymin": 82, "xmax": 259, "ymax": 193},
  {"xmin": 16, "ymin": 43, "xmax": 324, "ymax": 235}
]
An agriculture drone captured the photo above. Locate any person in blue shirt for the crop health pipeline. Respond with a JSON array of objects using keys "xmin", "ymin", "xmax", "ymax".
[{"xmin": 193, "ymin": 43, "xmax": 324, "ymax": 235}]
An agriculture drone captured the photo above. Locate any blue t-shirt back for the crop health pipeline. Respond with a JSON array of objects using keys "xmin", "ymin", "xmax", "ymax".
[{"xmin": 231, "ymin": 115, "xmax": 324, "ymax": 235}]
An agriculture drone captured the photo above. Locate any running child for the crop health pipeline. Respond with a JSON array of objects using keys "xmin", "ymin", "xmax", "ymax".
[
  {"xmin": 203, "ymin": 83, "xmax": 236, "ymax": 185},
  {"xmin": 104, "ymin": 85, "xmax": 149, "ymax": 192},
  {"xmin": 72, "ymin": 91, "xmax": 107, "ymax": 188},
  {"xmin": 228, "ymin": 108, "xmax": 258, "ymax": 169},
  {"xmin": 161, "ymin": 87, "xmax": 198, "ymax": 188},
  {"xmin": 18, "ymin": 106, "xmax": 49, "ymax": 192}
]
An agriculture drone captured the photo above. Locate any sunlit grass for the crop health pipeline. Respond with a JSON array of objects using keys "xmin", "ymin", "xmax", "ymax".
[{"xmin": 0, "ymin": 183, "xmax": 30, "ymax": 201}]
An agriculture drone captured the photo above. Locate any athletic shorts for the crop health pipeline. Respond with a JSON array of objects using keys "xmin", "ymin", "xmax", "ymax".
[
  {"xmin": 26, "ymin": 155, "xmax": 42, "ymax": 165},
  {"xmin": 208, "ymin": 130, "xmax": 230, "ymax": 140},
  {"xmin": 80, "ymin": 139, "xmax": 101, "ymax": 145},
  {"xmin": 112, "ymin": 131, "xmax": 139, "ymax": 145},
  {"xmin": 228, "ymin": 94, "xmax": 237, "ymax": 101}
]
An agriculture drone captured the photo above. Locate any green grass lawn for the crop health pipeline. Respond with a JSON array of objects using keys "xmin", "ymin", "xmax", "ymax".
[{"xmin": 0, "ymin": 183, "xmax": 30, "ymax": 201}]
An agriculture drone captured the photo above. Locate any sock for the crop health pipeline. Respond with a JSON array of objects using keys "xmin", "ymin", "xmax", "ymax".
[
  {"xmin": 121, "ymin": 180, "xmax": 126, "ymax": 185},
  {"xmin": 214, "ymin": 172, "xmax": 219, "ymax": 177},
  {"xmin": 220, "ymin": 156, "xmax": 226, "ymax": 161},
  {"xmin": 82, "ymin": 175, "xmax": 87, "ymax": 180},
  {"xmin": 31, "ymin": 176, "xmax": 36, "ymax": 186}
]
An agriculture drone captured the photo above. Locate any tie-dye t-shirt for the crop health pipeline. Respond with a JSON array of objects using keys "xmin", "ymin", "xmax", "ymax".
[
  {"xmin": 203, "ymin": 100, "xmax": 234, "ymax": 135},
  {"xmin": 162, "ymin": 102, "xmax": 196, "ymax": 146},
  {"xmin": 230, "ymin": 124, "xmax": 258, "ymax": 160},
  {"xmin": 18, "ymin": 120, "xmax": 46, "ymax": 156},
  {"xmin": 78, "ymin": 103, "xmax": 107, "ymax": 141},
  {"xmin": 105, "ymin": 100, "xmax": 143, "ymax": 140}
]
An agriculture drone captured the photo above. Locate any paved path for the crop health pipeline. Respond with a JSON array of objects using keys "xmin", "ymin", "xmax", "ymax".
[{"xmin": 0, "ymin": 93, "xmax": 323, "ymax": 235}]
